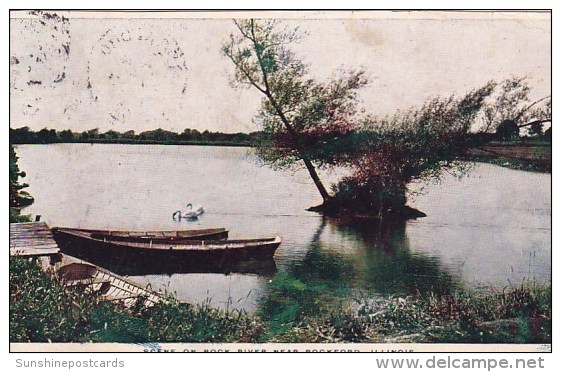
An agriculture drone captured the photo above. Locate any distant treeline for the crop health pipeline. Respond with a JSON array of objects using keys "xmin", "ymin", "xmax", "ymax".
[
  {"xmin": 9, "ymin": 126, "xmax": 550, "ymax": 148},
  {"xmin": 9, "ymin": 126, "xmax": 271, "ymax": 146}
]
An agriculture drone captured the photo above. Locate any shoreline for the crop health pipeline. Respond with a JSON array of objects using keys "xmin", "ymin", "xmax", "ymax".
[
  {"xmin": 11, "ymin": 140, "xmax": 254, "ymax": 147},
  {"xmin": 9, "ymin": 256, "xmax": 551, "ymax": 344},
  {"xmin": 465, "ymin": 142, "xmax": 551, "ymax": 173},
  {"xmin": 13, "ymin": 140, "xmax": 551, "ymax": 173}
]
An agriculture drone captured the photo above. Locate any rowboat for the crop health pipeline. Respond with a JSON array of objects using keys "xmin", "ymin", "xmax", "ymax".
[
  {"xmin": 52, "ymin": 226, "xmax": 229, "ymax": 243},
  {"xmin": 52, "ymin": 227, "xmax": 281, "ymax": 276},
  {"xmin": 57, "ymin": 261, "xmax": 163, "ymax": 308}
]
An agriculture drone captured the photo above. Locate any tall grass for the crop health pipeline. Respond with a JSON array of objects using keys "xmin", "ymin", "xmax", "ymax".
[
  {"xmin": 273, "ymin": 284, "xmax": 551, "ymax": 343},
  {"xmin": 10, "ymin": 257, "xmax": 551, "ymax": 343},
  {"xmin": 10, "ymin": 257, "xmax": 263, "ymax": 343},
  {"xmin": 10, "ymin": 257, "xmax": 103, "ymax": 342}
]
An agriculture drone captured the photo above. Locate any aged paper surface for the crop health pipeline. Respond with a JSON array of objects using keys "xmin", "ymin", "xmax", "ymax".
[{"xmin": 9, "ymin": 10, "xmax": 551, "ymax": 353}]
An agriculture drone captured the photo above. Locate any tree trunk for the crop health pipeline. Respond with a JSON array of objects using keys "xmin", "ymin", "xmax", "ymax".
[
  {"xmin": 301, "ymin": 156, "xmax": 331, "ymax": 202},
  {"xmin": 278, "ymin": 119, "xmax": 331, "ymax": 202},
  {"xmin": 248, "ymin": 21, "xmax": 331, "ymax": 203},
  {"xmin": 265, "ymin": 92, "xmax": 332, "ymax": 203}
]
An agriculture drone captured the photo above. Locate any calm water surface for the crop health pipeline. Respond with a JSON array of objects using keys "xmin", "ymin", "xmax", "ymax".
[{"xmin": 16, "ymin": 144, "xmax": 551, "ymax": 312}]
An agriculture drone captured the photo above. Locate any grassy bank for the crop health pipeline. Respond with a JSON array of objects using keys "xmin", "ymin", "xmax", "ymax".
[
  {"xmin": 10, "ymin": 257, "xmax": 550, "ymax": 344},
  {"xmin": 272, "ymin": 286, "xmax": 551, "ymax": 343},
  {"xmin": 10, "ymin": 257, "xmax": 262, "ymax": 343},
  {"xmin": 466, "ymin": 142, "xmax": 551, "ymax": 173}
]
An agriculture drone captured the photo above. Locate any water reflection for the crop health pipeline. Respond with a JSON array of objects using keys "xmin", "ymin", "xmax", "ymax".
[
  {"xmin": 328, "ymin": 217, "xmax": 457, "ymax": 294},
  {"xmin": 103, "ymin": 253, "xmax": 275, "ymax": 277},
  {"xmin": 56, "ymin": 242, "xmax": 277, "ymax": 277},
  {"xmin": 258, "ymin": 217, "xmax": 459, "ymax": 321}
]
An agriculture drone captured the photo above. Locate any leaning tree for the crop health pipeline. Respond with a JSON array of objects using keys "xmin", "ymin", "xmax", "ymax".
[
  {"xmin": 223, "ymin": 20, "xmax": 550, "ymax": 219},
  {"xmin": 223, "ymin": 19, "xmax": 368, "ymax": 205}
]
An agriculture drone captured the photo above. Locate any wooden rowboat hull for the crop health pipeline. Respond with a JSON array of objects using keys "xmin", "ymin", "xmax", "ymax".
[
  {"xmin": 52, "ymin": 228, "xmax": 280, "ymax": 276},
  {"xmin": 52, "ymin": 227, "xmax": 229, "ymax": 243},
  {"xmin": 57, "ymin": 261, "xmax": 162, "ymax": 308}
]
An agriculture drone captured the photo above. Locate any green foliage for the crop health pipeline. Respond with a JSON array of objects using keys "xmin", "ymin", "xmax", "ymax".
[
  {"xmin": 138, "ymin": 128, "xmax": 180, "ymax": 143},
  {"xmin": 352, "ymin": 294, "xmax": 437, "ymax": 336},
  {"xmin": 9, "ymin": 145, "xmax": 33, "ymax": 222},
  {"xmin": 36, "ymin": 128, "xmax": 59, "ymax": 143},
  {"xmin": 263, "ymin": 282, "xmax": 551, "ymax": 343},
  {"xmin": 142, "ymin": 299, "xmax": 263, "ymax": 342},
  {"xmin": 10, "ymin": 257, "xmax": 102, "ymax": 342},
  {"xmin": 10, "ymin": 126, "xmax": 36, "ymax": 143},
  {"xmin": 269, "ymin": 305, "xmax": 372, "ymax": 343},
  {"xmin": 9, "ymin": 126, "xmax": 260, "ymax": 146},
  {"xmin": 224, "ymin": 19, "xmax": 366, "ymax": 201},
  {"xmin": 357, "ymin": 283, "xmax": 550, "ymax": 343},
  {"xmin": 364, "ymin": 83, "xmax": 495, "ymax": 183},
  {"xmin": 495, "ymin": 119, "xmax": 519, "ymax": 140},
  {"xmin": 88, "ymin": 303, "xmax": 150, "ymax": 342},
  {"xmin": 255, "ymin": 70, "xmax": 368, "ymax": 170},
  {"xmin": 528, "ymin": 122, "xmax": 544, "ymax": 137},
  {"xmin": 224, "ymin": 20, "xmax": 552, "ymax": 217},
  {"xmin": 256, "ymin": 242, "xmax": 367, "ymax": 340},
  {"xmin": 9, "ymin": 257, "xmax": 263, "ymax": 343},
  {"xmin": 257, "ymin": 272, "xmax": 328, "ymax": 334},
  {"xmin": 482, "ymin": 77, "xmax": 551, "ymax": 136},
  {"xmin": 224, "ymin": 19, "xmax": 368, "ymax": 172},
  {"xmin": 329, "ymin": 83, "xmax": 495, "ymax": 216}
]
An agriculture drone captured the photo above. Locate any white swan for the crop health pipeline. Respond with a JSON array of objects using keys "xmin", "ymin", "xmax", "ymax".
[{"xmin": 173, "ymin": 203, "xmax": 204, "ymax": 220}]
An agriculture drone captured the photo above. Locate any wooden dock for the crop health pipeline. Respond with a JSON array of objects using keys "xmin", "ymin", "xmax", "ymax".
[
  {"xmin": 10, "ymin": 222, "xmax": 60, "ymax": 257},
  {"xmin": 10, "ymin": 222, "xmax": 164, "ymax": 308}
]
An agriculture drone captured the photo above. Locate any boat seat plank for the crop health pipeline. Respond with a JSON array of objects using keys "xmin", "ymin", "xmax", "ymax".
[{"xmin": 64, "ymin": 278, "xmax": 111, "ymax": 287}]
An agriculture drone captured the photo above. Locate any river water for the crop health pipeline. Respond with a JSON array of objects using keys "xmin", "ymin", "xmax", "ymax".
[{"xmin": 15, "ymin": 144, "xmax": 551, "ymax": 313}]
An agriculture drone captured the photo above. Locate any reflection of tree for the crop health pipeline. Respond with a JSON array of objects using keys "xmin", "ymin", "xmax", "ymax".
[
  {"xmin": 327, "ymin": 217, "xmax": 458, "ymax": 295},
  {"xmin": 258, "ymin": 217, "xmax": 458, "ymax": 330}
]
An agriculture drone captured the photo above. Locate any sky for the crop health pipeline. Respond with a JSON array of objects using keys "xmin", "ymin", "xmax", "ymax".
[{"xmin": 9, "ymin": 11, "xmax": 551, "ymax": 134}]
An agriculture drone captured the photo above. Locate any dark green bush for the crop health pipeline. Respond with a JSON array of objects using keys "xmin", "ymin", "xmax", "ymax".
[{"xmin": 10, "ymin": 257, "xmax": 263, "ymax": 343}]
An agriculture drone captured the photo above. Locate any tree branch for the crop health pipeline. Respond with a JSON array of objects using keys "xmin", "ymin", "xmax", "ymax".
[
  {"xmin": 514, "ymin": 95, "xmax": 551, "ymax": 122},
  {"xmin": 517, "ymin": 118, "xmax": 552, "ymax": 128},
  {"xmin": 223, "ymin": 40, "xmax": 267, "ymax": 94}
]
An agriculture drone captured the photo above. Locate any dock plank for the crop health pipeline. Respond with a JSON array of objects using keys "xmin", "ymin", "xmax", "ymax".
[{"xmin": 9, "ymin": 222, "xmax": 60, "ymax": 257}]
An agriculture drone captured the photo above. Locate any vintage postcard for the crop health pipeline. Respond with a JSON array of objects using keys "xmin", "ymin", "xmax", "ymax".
[{"xmin": 9, "ymin": 10, "xmax": 551, "ymax": 353}]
